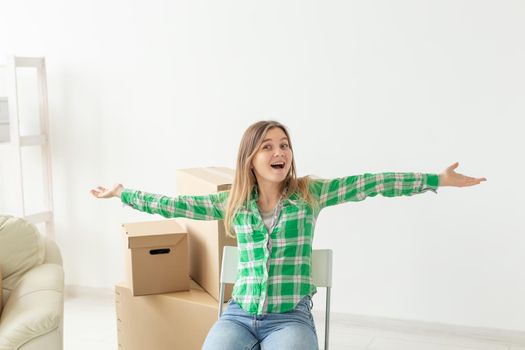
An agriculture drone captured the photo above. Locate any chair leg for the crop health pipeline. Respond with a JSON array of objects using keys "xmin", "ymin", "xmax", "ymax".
[
  {"xmin": 218, "ymin": 283, "xmax": 225, "ymax": 319},
  {"xmin": 324, "ymin": 287, "xmax": 331, "ymax": 350}
]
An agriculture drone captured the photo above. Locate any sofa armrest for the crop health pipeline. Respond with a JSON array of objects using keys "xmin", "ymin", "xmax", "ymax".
[
  {"xmin": 44, "ymin": 238, "xmax": 63, "ymax": 266},
  {"xmin": 0, "ymin": 264, "xmax": 64, "ymax": 349}
]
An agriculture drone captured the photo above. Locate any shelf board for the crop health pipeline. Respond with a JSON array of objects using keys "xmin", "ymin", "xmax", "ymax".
[{"xmin": 20, "ymin": 134, "xmax": 47, "ymax": 146}]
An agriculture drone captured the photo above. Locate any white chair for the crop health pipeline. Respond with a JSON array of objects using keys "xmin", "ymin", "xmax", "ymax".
[{"xmin": 218, "ymin": 246, "xmax": 333, "ymax": 350}]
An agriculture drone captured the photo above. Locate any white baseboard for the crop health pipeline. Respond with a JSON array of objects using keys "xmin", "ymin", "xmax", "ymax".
[
  {"xmin": 64, "ymin": 284, "xmax": 114, "ymax": 299},
  {"xmin": 312, "ymin": 310, "xmax": 525, "ymax": 346}
]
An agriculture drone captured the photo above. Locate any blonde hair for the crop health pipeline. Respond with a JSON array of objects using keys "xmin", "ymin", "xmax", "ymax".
[{"xmin": 224, "ymin": 120, "xmax": 317, "ymax": 238}]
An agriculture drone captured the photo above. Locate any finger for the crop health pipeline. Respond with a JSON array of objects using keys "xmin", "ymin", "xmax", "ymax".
[
  {"xmin": 467, "ymin": 177, "xmax": 486, "ymax": 183},
  {"xmin": 464, "ymin": 179, "xmax": 483, "ymax": 186},
  {"xmin": 448, "ymin": 162, "xmax": 459, "ymax": 171},
  {"xmin": 463, "ymin": 177, "xmax": 487, "ymax": 185},
  {"xmin": 97, "ymin": 186, "xmax": 106, "ymax": 191},
  {"xmin": 463, "ymin": 174, "xmax": 485, "ymax": 180}
]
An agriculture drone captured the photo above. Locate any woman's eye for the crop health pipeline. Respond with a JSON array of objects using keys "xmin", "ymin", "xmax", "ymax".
[
  {"xmin": 263, "ymin": 144, "xmax": 271, "ymax": 150},
  {"xmin": 281, "ymin": 144, "xmax": 289, "ymax": 149}
]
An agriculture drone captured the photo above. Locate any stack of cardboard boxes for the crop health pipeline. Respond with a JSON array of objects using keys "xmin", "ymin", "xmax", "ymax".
[{"xmin": 116, "ymin": 167, "xmax": 236, "ymax": 350}]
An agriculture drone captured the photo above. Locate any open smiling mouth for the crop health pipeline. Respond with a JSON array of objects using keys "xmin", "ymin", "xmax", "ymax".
[{"xmin": 270, "ymin": 162, "xmax": 285, "ymax": 169}]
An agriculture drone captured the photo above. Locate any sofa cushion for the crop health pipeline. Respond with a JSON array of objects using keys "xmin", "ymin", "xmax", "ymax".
[
  {"xmin": 0, "ymin": 216, "xmax": 45, "ymax": 293},
  {"xmin": 0, "ymin": 265, "xmax": 3, "ymax": 317},
  {"xmin": 0, "ymin": 264, "xmax": 64, "ymax": 349}
]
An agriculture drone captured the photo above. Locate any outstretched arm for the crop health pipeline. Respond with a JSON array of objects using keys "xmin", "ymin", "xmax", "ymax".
[
  {"xmin": 90, "ymin": 183, "xmax": 227, "ymax": 220},
  {"xmin": 438, "ymin": 162, "xmax": 486, "ymax": 187},
  {"xmin": 309, "ymin": 162, "xmax": 486, "ymax": 211}
]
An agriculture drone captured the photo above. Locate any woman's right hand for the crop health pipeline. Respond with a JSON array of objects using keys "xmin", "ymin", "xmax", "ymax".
[{"xmin": 90, "ymin": 184, "xmax": 124, "ymax": 199}]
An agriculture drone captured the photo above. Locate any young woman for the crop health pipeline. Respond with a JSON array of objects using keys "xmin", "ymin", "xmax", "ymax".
[{"xmin": 91, "ymin": 120, "xmax": 486, "ymax": 350}]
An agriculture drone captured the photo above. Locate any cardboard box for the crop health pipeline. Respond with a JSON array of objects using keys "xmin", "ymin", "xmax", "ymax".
[
  {"xmin": 176, "ymin": 167, "xmax": 237, "ymax": 302},
  {"xmin": 115, "ymin": 280, "xmax": 227, "ymax": 350},
  {"xmin": 122, "ymin": 219, "xmax": 189, "ymax": 296}
]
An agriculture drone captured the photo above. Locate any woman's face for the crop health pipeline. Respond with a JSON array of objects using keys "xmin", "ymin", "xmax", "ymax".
[{"xmin": 251, "ymin": 127, "xmax": 293, "ymax": 187}]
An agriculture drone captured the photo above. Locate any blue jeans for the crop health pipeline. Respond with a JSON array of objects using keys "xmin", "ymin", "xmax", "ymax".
[{"xmin": 202, "ymin": 296, "xmax": 319, "ymax": 350}]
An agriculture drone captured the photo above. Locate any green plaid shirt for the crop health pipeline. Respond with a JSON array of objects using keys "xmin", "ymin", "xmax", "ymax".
[{"xmin": 121, "ymin": 172, "xmax": 439, "ymax": 315}]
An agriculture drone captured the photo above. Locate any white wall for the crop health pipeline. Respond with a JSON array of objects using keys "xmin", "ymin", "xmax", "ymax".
[{"xmin": 1, "ymin": 0, "xmax": 524, "ymax": 331}]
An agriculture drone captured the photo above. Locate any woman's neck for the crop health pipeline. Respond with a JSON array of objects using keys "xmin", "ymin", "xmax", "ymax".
[{"xmin": 256, "ymin": 182, "xmax": 283, "ymax": 211}]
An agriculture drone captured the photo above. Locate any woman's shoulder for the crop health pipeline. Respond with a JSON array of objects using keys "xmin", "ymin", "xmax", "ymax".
[
  {"xmin": 300, "ymin": 175, "xmax": 326, "ymax": 192},
  {"xmin": 216, "ymin": 190, "xmax": 230, "ymax": 200}
]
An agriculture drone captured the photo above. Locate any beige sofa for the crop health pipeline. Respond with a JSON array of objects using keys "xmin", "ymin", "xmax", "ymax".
[{"xmin": 0, "ymin": 215, "xmax": 64, "ymax": 350}]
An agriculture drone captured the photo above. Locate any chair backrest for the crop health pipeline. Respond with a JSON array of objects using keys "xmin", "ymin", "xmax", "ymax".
[
  {"xmin": 311, "ymin": 249, "xmax": 333, "ymax": 288},
  {"xmin": 220, "ymin": 247, "xmax": 333, "ymax": 286},
  {"xmin": 219, "ymin": 246, "xmax": 333, "ymax": 349},
  {"xmin": 220, "ymin": 246, "xmax": 239, "ymax": 284}
]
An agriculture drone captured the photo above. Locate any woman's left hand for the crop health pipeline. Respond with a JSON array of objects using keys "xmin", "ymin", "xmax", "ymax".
[{"xmin": 439, "ymin": 162, "xmax": 487, "ymax": 187}]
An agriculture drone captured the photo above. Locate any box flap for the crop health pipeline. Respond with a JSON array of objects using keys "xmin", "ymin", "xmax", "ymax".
[
  {"xmin": 127, "ymin": 233, "xmax": 186, "ymax": 249},
  {"xmin": 123, "ymin": 220, "xmax": 187, "ymax": 249},
  {"xmin": 117, "ymin": 279, "xmax": 201, "ymax": 292},
  {"xmin": 115, "ymin": 279, "xmax": 220, "ymax": 308}
]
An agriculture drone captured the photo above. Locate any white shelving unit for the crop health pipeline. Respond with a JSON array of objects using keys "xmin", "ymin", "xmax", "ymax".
[
  {"xmin": 0, "ymin": 55, "xmax": 55, "ymax": 238},
  {"xmin": 0, "ymin": 97, "xmax": 8, "ymax": 141}
]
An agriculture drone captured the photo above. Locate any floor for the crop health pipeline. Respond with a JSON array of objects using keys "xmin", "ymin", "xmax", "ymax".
[{"xmin": 64, "ymin": 289, "xmax": 524, "ymax": 350}]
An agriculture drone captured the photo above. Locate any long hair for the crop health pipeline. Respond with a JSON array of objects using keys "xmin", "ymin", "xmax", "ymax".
[{"xmin": 223, "ymin": 120, "xmax": 317, "ymax": 238}]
